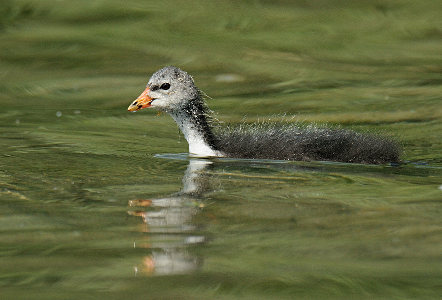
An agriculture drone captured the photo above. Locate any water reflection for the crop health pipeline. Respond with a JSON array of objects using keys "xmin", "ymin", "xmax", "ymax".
[
  {"xmin": 128, "ymin": 159, "xmax": 211, "ymax": 276},
  {"xmin": 126, "ymin": 155, "xmax": 409, "ymax": 276}
]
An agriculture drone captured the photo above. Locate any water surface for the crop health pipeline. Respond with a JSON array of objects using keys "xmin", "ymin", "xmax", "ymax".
[{"xmin": 1, "ymin": 0, "xmax": 441, "ymax": 299}]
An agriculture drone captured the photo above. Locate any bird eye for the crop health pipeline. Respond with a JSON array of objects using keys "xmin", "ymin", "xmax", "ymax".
[{"xmin": 160, "ymin": 83, "xmax": 170, "ymax": 90}]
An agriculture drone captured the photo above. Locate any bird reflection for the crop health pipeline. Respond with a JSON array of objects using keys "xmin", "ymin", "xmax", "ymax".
[{"xmin": 128, "ymin": 159, "xmax": 212, "ymax": 276}]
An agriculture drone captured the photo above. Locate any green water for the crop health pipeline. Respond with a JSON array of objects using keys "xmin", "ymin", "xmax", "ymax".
[{"xmin": 1, "ymin": 0, "xmax": 441, "ymax": 299}]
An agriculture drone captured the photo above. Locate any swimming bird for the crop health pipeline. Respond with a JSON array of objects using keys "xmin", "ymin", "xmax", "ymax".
[{"xmin": 128, "ymin": 66, "xmax": 400, "ymax": 164}]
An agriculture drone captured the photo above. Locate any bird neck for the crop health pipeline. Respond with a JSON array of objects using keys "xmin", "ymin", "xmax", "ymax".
[{"xmin": 169, "ymin": 98, "xmax": 222, "ymax": 157}]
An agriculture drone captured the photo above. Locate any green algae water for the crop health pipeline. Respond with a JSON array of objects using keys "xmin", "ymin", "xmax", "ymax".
[{"xmin": 1, "ymin": 0, "xmax": 441, "ymax": 299}]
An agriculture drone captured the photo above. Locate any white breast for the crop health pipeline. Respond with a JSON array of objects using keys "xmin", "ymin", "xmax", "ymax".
[{"xmin": 170, "ymin": 112, "xmax": 224, "ymax": 158}]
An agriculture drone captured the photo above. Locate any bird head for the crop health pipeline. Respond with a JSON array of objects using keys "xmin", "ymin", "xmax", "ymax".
[{"xmin": 128, "ymin": 66, "xmax": 199, "ymax": 113}]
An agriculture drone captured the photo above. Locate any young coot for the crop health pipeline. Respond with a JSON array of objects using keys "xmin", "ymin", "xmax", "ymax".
[{"xmin": 128, "ymin": 66, "xmax": 400, "ymax": 164}]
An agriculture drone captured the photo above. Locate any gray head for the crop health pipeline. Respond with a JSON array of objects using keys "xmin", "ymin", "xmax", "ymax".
[{"xmin": 128, "ymin": 66, "xmax": 200, "ymax": 113}]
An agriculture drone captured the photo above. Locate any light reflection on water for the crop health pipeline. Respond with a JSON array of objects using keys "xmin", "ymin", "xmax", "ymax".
[{"xmin": 128, "ymin": 159, "xmax": 210, "ymax": 276}]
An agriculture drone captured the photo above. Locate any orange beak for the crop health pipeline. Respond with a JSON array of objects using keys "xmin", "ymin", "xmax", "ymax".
[{"xmin": 128, "ymin": 87, "xmax": 154, "ymax": 112}]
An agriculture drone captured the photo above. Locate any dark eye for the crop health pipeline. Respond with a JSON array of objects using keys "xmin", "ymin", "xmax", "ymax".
[{"xmin": 160, "ymin": 83, "xmax": 170, "ymax": 90}]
